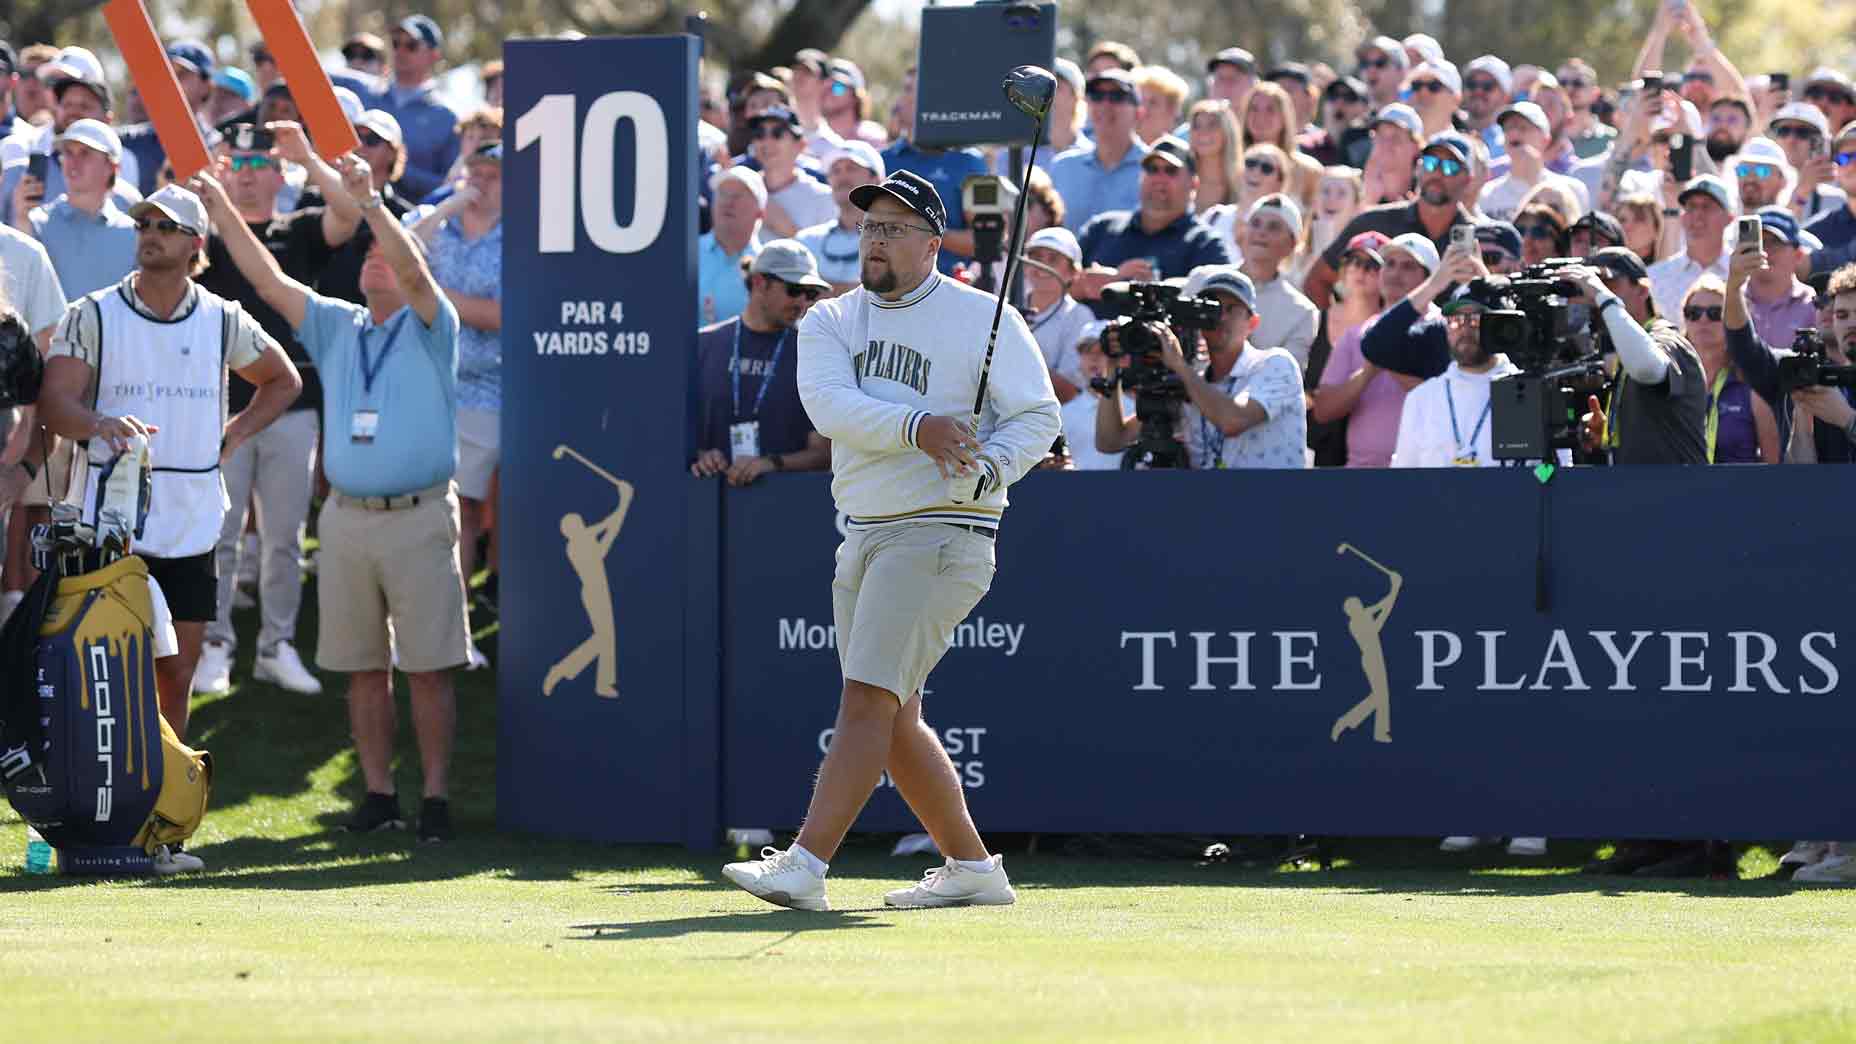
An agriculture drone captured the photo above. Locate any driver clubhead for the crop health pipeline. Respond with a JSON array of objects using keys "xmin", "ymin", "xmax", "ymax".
[{"xmin": 1002, "ymin": 65, "xmax": 1057, "ymax": 120}]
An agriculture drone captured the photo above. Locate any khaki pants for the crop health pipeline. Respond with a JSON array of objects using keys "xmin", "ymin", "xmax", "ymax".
[{"xmin": 831, "ymin": 522, "xmax": 995, "ymax": 703}]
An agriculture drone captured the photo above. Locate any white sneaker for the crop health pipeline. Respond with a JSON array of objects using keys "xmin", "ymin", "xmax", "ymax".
[
  {"xmin": 1793, "ymin": 852, "xmax": 1856, "ymax": 884},
  {"xmin": 1507, "ymin": 837, "xmax": 1548, "ymax": 857},
  {"xmin": 885, "ymin": 855, "xmax": 1016, "ymax": 908},
  {"xmin": 193, "ymin": 640, "xmax": 233, "ymax": 694},
  {"xmin": 721, "ymin": 846, "xmax": 830, "ymax": 911},
  {"xmin": 254, "ymin": 641, "xmax": 323, "ymax": 694},
  {"xmin": 464, "ymin": 640, "xmax": 490, "ymax": 670},
  {"xmin": 152, "ymin": 845, "xmax": 205, "ymax": 875},
  {"xmin": 1781, "ymin": 841, "xmax": 1830, "ymax": 868},
  {"xmin": 1439, "ymin": 836, "xmax": 1500, "ymax": 853},
  {"xmin": 0, "ymin": 589, "xmax": 23, "ymax": 629}
]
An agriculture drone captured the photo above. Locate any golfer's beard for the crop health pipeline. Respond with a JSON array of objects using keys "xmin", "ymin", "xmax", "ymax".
[{"xmin": 861, "ymin": 263, "xmax": 898, "ymax": 294}]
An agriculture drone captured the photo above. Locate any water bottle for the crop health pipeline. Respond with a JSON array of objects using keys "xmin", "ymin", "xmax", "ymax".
[
  {"xmin": 24, "ymin": 824, "xmax": 52, "ymax": 875},
  {"xmin": 726, "ymin": 828, "xmax": 774, "ymax": 860}
]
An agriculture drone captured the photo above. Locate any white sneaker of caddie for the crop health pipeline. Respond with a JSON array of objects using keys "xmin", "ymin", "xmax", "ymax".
[
  {"xmin": 193, "ymin": 640, "xmax": 233, "ymax": 694},
  {"xmin": 152, "ymin": 845, "xmax": 205, "ymax": 875},
  {"xmin": 885, "ymin": 855, "xmax": 1016, "ymax": 908},
  {"xmin": 1793, "ymin": 852, "xmax": 1856, "ymax": 885},
  {"xmin": 254, "ymin": 641, "xmax": 323, "ymax": 694},
  {"xmin": 1439, "ymin": 836, "xmax": 1499, "ymax": 853},
  {"xmin": 1506, "ymin": 837, "xmax": 1548, "ymax": 857},
  {"xmin": 1781, "ymin": 841, "xmax": 1830, "ymax": 868},
  {"xmin": 721, "ymin": 846, "xmax": 830, "ymax": 911}
]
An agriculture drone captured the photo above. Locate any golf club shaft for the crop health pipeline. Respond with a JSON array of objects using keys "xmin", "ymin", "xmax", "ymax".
[
  {"xmin": 558, "ymin": 445, "xmax": 625, "ymax": 489},
  {"xmin": 970, "ymin": 111, "xmax": 1048, "ymax": 427}
]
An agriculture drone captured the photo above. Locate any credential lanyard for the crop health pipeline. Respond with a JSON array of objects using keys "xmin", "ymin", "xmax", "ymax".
[
  {"xmin": 1703, "ymin": 365, "xmax": 1730, "ymax": 463},
  {"xmin": 731, "ymin": 322, "xmax": 788, "ymax": 422},
  {"xmin": 357, "ymin": 314, "xmax": 404, "ymax": 398},
  {"xmin": 1198, "ymin": 370, "xmax": 1240, "ymax": 469},
  {"xmin": 1445, "ymin": 379, "xmax": 1492, "ymax": 461}
]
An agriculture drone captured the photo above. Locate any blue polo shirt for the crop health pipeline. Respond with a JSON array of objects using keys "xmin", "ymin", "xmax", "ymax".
[
  {"xmin": 296, "ymin": 292, "xmax": 460, "ymax": 497},
  {"xmin": 1077, "ymin": 208, "xmax": 1234, "ymax": 316},
  {"xmin": 377, "ymin": 80, "xmax": 462, "ymax": 203},
  {"xmin": 1048, "ymin": 140, "xmax": 1149, "ymax": 234},
  {"xmin": 697, "ymin": 227, "xmax": 762, "ymax": 327},
  {"xmin": 30, "ymin": 196, "xmax": 136, "ymax": 298},
  {"xmin": 879, "ymin": 138, "xmax": 988, "ymax": 274},
  {"xmin": 1807, "ymin": 206, "xmax": 1856, "ymax": 274}
]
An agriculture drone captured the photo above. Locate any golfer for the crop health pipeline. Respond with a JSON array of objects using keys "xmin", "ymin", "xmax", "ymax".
[{"xmin": 722, "ymin": 171, "xmax": 1060, "ymax": 910}]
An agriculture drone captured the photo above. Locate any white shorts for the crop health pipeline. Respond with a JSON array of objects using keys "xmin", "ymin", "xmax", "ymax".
[
  {"xmin": 455, "ymin": 408, "xmax": 500, "ymax": 501},
  {"xmin": 831, "ymin": 522, "xmax": 995, "ymax": 703}
]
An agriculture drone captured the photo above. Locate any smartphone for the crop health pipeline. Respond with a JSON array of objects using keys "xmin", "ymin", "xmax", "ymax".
[
  {"xmin": 25, "ymin": 152, "xmax": 47, "ymax": 184},
  {"xmin": 1450, "ymin": 223, "xmax": 1477, "ymax": 254},
  {"xmin": 1669, "ymin": 133, "xmax": 1693, "ymax": 182},
  {"xmin": 1642, "ymin": 72, "xmax": 1664, "ymax": 94},
  {"xmin": 1771, "ymin": 72, "xmax": 1791, "ymax": 93},
  {"xmin": 1738, "ymin": 215, "xmax": 1765, "ymax": 257}
]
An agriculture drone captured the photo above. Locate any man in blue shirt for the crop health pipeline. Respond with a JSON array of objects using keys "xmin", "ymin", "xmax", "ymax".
[
  {"xmin": 699, "ymin": 166, "xmax": 766, "ymax": 326},
  {"xmin": 1048, "ymin": 69, "xmax": 1149, "ymax": 234},
  {"xmin": 1072, "ymin": 137, "xmax": 1233, "ymax": 317},
  {"xmin": 26, "ymin": 118, "xmax": 135, "ymax": 298},
  {"xmin": 376, "ymin": 15, "xmax": 461, "ymax": 202},
  {"xmin": 879, "ymin": 67, "xmax": 987, "ymax": 274},
  {"xmin": 194, "ymin": 154, "xmax": 470, "ymax": 844},
  {"xmin": 1806, "ymin": 122, "xmax": 1856, "ymax": 275}
]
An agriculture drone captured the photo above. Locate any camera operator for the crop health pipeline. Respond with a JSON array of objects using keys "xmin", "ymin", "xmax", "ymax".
[
  {"xmin": 1021, "ymin": 227, "xmax": 1093, "ymax": 402},
  {"xmin": 1571, "ymin": 247, "xmax": 1709, "ymax": 465},
  {"xmin": 1724, "ymin": 246, "xmax": 1856, "ymax": 463},
  {"xmin": 1095, "ymin": 266, "xmax": 1306, "ymax": 469}
]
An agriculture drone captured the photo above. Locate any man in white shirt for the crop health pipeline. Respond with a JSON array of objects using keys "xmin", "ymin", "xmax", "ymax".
[
  {"xmin": 1237, "ymin": 193, "xmax": 1319, "ymax": 370},
  {"xmin": 1058, "ymin": 321, "xmax": 1125, "ymax": 470},
  {"xmin": 1391, "ymin": 291, "xmax": 1521, "ymax": 467},
  {"xmin": 752, "ymin": 106, "xmax": 836, "ymax": 238},
  {"xmin": 1020, "ymin": 226, "xmax": 1093, "ymax": 400},
  {"xmin": 1477, "ymin": 102, "xmax": 1590, "ymax": 222},
  {"xmin": 795, "ymin": 142, "xmax": 882, "ymax": 294},
  {"xmin": 1648, "ymin": 174, "xmax": 1735, "ymax": 320}
]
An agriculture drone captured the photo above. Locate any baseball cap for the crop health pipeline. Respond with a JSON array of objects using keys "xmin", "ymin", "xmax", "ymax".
[
  {"xmin": 39, "ymin": 46, "xmax": 102, "ymax": 86},
  {"xmin": 1371, "ymin": 103, "xmax": 1423, "ymax": 139},
  {"xmin": 1358, "ymin": 36, "xmax": 1411, "ymax": 71},
  {"xmin": 823, "ymin": 140, "xmax": 883, "ymax": 179},
  {"xmin": 747, "ymin": 104, "xmax": 802, "ymax": 131},
  {"xmin": 396, "ymin": 15, "xmax": 444, "ymax": 50},
  {"xmin": 51, "ymin": 73, "xmax": 111, "ymax": 114},
  {"xmin": 1265, "ymin": 62, "xmax": 1311, "ymax": 86},
  {"xmin": 1440, "ymin": 286, "xmax": 1496, "ymax": 315},
  {"xmin": 1183, "ymin": 264, "xmax": 1258, "ymax": 312},
  {"xmin": 1385, "ymin": 232, "xmax": 1440, "ymax": 273},
  {"xmin": 1756, "ymin": 205, "xmax": 1824, "ymax": 250},
  {"xmin": 827, "ymin": 58, "xmax": 865, "ymax": 93},
  {"xmin": 1805, "ymin": 67, "xmax": 1855, "ymax": 94},
  {"xmin": 750, "ymin": 239, "xmax": 831, "ymax": 290},
  {"xmin": 55, "ymin": 118, "xmax": 122, "ymax": 162},
  {"xmin": 1466, "ymin": 55, "xmax": 1513, "ymax": 95},
  {"xmin": 1246, "ymin": 193, "xmax": 1303, "ymax": 237},
  {"xmin": 711, "ymin": 165, "xmax": 769, "ymax": 209},
  {"xmin": 1207, "ymin": 47, "xmax": 1256, "ymax": 75},
  {"xmin": 1324, "ymin": 75, "xmax": 1368, "ymax": 102},
  {"xmin": 1413, "ymin": 60, "xmax": 1461, "ymax": 96},
  {"xmin": 1425, "ymin": 131, "xmax": 1475, "ymax": 166},
  {"xmin": 1677, "ymin": 173, "xmax": 1737, "ymax": 214},
  {"xmin": 849, "ymin": 170, "xmax": 948, "ymax": 237},
  {"xmin": 331, "ymin": 84, "xmax": 365, "ymax": 124},
  {"xmin": 1143, "ymin": 135, "xmax": 1194, "ymax": 173},
  {"xmin": 1403, "ymin": 34, "xmax": 1444, "ymax": 66},
  {"xmin": 222, "ymin": 123, "xmax": 274, "ymax": 153},
  {"xmin": 1735, "ymin": 136, "xmax": 1792, "ymax": 173},
  {"xmin": 1590, "ymin": 246, "xmax": 1650, "ymax": 281},
  {"xmin": 1772, "ymin": 101, "xmax": 1832, "ymax": 138},
  {"xmin": 791, "ymin": 48, "xmax": 830, "ymax": 78},
  {"xmin": 356, "ymin": 109, "xmax": 404, "ymax": 148},
  {"xmin": 1025, "ymin": 226, "xmax": 1082, "ymax": 268},
  {"xmin": 343, "ymin": 32, "xmax": 387, "ymax": 61},
  {"xmin": 1076, "ymin": 319, "xmax": 1111, "ymax": 348},
  {"xmin": 1339, "ymin": 230, "xmax": 1390, "ymax": 265},
  {"xmin": 1052, "ymin": 58, "xmax": 1085, "ymax": 95},
  {"xmin": 1569, "ymin": 210, "xmax": 1626, "ymax": 249},
  {"xmin": 131, "ymin": 184, "xmax": 208, "ymax": 235},
  {"xmin": 1497, "ymin": 101, "xmax": 1551, "ymax": 137},
  {"xmin": 1473, "ymin": 220, "xmax": 1522, "ymax": 259},
  {"xmin": 212, "ymin": 66, "xmax": 256, "ymax": 103},
  {"xmin": 1086, "ymin": 68, "xmax": 1142, "ymax": 104},
  {"xmin": 165, "ymin": 39, "xmax": 214, "ymax": 76}
]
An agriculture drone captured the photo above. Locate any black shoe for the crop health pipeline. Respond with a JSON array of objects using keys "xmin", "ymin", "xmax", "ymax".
[
  {"xmin": 1632, "ymin": 842, "xmax": 1727, "ymax": 879},
  {"xmin": 417, "ymin": 797, "xmax": 454, "ymax": 843},
  {"xmin": 345, "ymin": 792, "xmax": 405, "ymax": 833},
  {"xmin": 1582, "ymin": 841, "xmax": 1678, "ymax": 875}
]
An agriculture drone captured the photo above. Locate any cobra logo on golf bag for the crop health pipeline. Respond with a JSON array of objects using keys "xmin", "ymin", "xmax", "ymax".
[{"xmin": 89, "ymin": 642, "xmax": 114, "ymax": 821}]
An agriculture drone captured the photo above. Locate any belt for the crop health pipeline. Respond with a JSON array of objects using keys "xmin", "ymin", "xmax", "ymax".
[
  {"xmin": 333, "ymin": 482, "xmax": 450, "ymax": 512},
  {"xmin": 948, "ymin": 523, "xmax": 996, "ymax": 540}
]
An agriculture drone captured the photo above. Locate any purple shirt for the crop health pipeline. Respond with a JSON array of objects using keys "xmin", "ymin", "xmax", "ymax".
[
  {"xmin": 1748, "ymin": 280, "xmax": 1817, "ymax": 355},
  {"xmin": 1318, "ymin": 314, "xmax": 1410, "ymax": 467}
]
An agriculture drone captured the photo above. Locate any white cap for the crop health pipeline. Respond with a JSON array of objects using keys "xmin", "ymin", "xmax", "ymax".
[
  {"xmin": 710, "ymin": 165, "xmax": 768, "ymax": 209},
  {"xmin": 1414, "ymin": 60, "xmax": 1461, "ymax": 96},
  {"xmin": 332, "ymin": 85, "xmax": 365, "ymax": 124},
  {"xmin": 130, "ymin": 184, "xmax": 208, "ymax": 235},
  {"xmin": 1025, "ymin": 226, "xmax": 1081, "ymax": 267},
  {"xmin": 1772, "ymin": 101, "xmax": 1832, "ymax": 139},
  {"xmin": 355, "ymin": 109, "xmax": 403, "ymax": 148},
  {"xmin": 1466, "ymin": 55, "xmax": 1513, "ymax": 95},
  {"xmin": 1385, "ymin": 232, "xmax": 1440, "ymax": 273},
  {"xmin": 1402, "ymin": 34, "xmax": 1444, "ymax": 68},
  {"xmin": 54, "ymin": 118, "xmax": 122, "ymax": 162},
  {"xmin": 749, "ymin": 238, "xmax": 831, "ymax": 289},
  {"xmin": 1245, "ymin": 192, "xmax": 1303, "ymax": 237},
  {"xmin": 1735, "ymin": 136, "xmax": 1792, "ymax": 175},
  {"xmin": 823, "ymin": 140, "xmax": 884, "ymax": 179},
  {"xmin": 1497, "ymin": 101, "xmax": 1551, "ymax": 137},
  {"xmin": 40, "ymin": 46, "xmax": 103, "ymax": 85}
]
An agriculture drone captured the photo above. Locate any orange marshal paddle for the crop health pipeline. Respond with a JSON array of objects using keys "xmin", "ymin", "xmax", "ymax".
[
  {"xmin": 245, "ymin": 0, "xmax": 362, "ymax": 160},
  {"xmin": 102, "ymin": 0, "xmax": 211, "ymax": 179}
]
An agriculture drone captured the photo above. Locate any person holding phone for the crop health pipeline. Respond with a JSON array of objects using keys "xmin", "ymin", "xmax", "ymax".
[{"xmin": 1768, "ymin": 102, "xmax": 1844, "ymax": 224}]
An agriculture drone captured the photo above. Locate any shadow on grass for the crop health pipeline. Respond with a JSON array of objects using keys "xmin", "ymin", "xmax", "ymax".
[{"xmin": 567, "ymin": 910, "xmax": 891, "ymax": 949}]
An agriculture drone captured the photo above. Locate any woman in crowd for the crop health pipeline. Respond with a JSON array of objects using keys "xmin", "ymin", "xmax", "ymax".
[
  {"xmin": 1305, "ymin": 232, "xmax": 1386, "ymax": 467},
  {"xmin": 1683, "ymin": 276, "xmax": 1778, "ymax": 463},
  {"xmin": 1616, "ymin": 192, "xmax": 1666, "ymax": 263},
  {"xmin": 1186, "ymin": 99, "xmax": 1242, "ymax": 214},
  {"xmin": 1241, "ymin": 80, "xmax": 1324, "ymax": 208},
  {"xmin": 1513, "ymin": 202, "xmax": 1570, "ymax": 266},
  {"xmin": 1294, "ymin": 166, "xmax": 1363, "ymax": 284},
  {"xmin": 1204, "ymin": 143, "xmax": 1292, "ymax": 260}
]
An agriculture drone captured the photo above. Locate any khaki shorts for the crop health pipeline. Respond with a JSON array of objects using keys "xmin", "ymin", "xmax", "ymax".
[
  {"xmin": 831, "ymin": 522, "xmax": 995, "ymax": 703},
  {"xmin": 315, "ymin": 483, "xmax": 471, "ymax": 673},
  {"xmin": 455, "ymin": 408, "xmax": 500, "ymax": 501}
]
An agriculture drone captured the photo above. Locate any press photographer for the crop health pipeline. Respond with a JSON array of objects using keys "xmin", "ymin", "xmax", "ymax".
[
  {"xmin": 1463, "ymin": 256, "xmax": 1612, "ymax": 462},
  {"xmin": 1572, "ymin": 247, "xmax": 1708, "ymax": 465},
  {"xmin": 1724, "ymin": 233, "xmax": 1856, "ymax": 463},
  {"xmin": 1094, "ymin": 266, "xmax": 1306, "ymax": 469}
]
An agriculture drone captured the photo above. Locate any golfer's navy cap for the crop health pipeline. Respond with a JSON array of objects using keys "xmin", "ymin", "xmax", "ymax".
[{"xmin": 850, "ymin": 170, "xmax": 947, "ymax": 237}]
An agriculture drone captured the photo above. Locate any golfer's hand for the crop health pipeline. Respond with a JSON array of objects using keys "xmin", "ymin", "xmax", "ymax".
[
  {"xmin": 93, "ymin": 415, "xmax": 157, "ymax": 455},
  {"xmin": 948, "ymin": 453, "xmax": 1000, "ymax": 504},
  {"xmin": 916, "ymin": 415, "xmax": 981, "ymax": 479},
  {"xmin": 689, "ymin": 448, "xmax": 727, "ymax": 477}
]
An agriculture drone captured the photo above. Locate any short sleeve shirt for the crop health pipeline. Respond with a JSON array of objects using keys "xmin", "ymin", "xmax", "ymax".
[
  {"xmin": 1318, "ymin": 316, "xmax": 1409, "ymax": 467},
  {"xmin": 1184, "ymin": 347, "xmax": 1308, "ymax": 469},
  {"xmin": 51, "ymin": 275, "xmax": 267, "ymax": 372},
  {"xmin": 0, "ymin": 221, "xmax": 67, "ymax": 335},
  {"xmin": 426, "ymin": 216, "xmax": 503, "ymax": 413},
  {"xmin": 201, "ymin": 208, "xmax": 336, "ymax": 413}
]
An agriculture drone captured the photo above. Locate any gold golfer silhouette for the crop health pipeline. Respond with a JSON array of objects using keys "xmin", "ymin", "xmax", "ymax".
[
  {"xmin": 1331, "ymin": 543, "xmax": 1402, "ymax": 744},
  {"xmin": 543, "ymin": 445, "xmax": 633, "ymax": 699}
]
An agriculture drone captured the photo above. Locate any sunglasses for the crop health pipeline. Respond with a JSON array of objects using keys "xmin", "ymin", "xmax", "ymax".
[
  {"xmin": 342, "ymin": 47, "xmax": 380, "ymax": 62},
  {"xmin": 393, "ymin": 38, "xmax": 424, "ymax": 52},
  {"xmin": 1409, "ymin": 80, "xmax": 1451, "ymax": 94},
  {"xmin": 1836, "ymin": 150, "xmax": 1856, "ymax": 167},
  {"xmin": 1142, "ymin": 161, "xmax": 1188, "ymax": 177},
  {"xmin": 357, "ymin": 130, "xmax": 388, "ymax": 149},
  {"xmin": 1737, "ymin": 162, "xmax": 1778, "ymax": 179},
  {"xmin": 229, "ymin": 154, "xmax": 275, "ymax": 172},
  {"xmin": 1480, "ymin": 250, "xmax": 1511, "ymax": 267},
  {"xmin": 1806, "ymin": 87, "xmax": 1856, "ymax": 105},
  {"xmin": 1358, "ymin": 57, "xmax": 1392, "ymax": 70},
  {"xmin": 1683, "ymin": 305, "xmax": 1724, "ymax": 321},
  {"xmin": 1561, "ymin": 76, "xmax": 1592, "ymax": 89},
  {"xmin": 1418, "ymin": 154, "xmax": 1465, "ymax": 176},
  {"xmin": 751, "ymin": 125, "xmax": 794, "ymax": 140},
  {"xmin": 251, "ymin": 50, "xmax": 274, "ymax": 64},
  {"xmin": 1683, "ymin": 72, "xmax": 1714, "ymax": 85},
  {"xmin": 1085, "ymin": 88, "xmax": 1134, "ymax": 104},
  {"xmin": 773, "ymin": 279, "xmax": 822, "ymax": 301},
  {"xmin": 1464, "ymin": 78, "xmax": 1501, "ymax": 93},
  {"xmin": 134, "ymin": 217, "xmax": 194, "ymax": 235},
  {"xmin": 1515, "ymin": 223, "xmax": 1560, "ymax": 241},
  {"xmin": 1445, "ymin": 312, "xmax": 1484, "ymax": 330},
  {"xmin": 1772, "ymin": 124, "xmax": 1820, "ymax": 141},
  {"xmin": 1243, "ymin": 157, "xmax": 1278, "ymax": 176},
  {"xmin": 829, "ymin": 81, "xmax": 852, "ymax": 96}
]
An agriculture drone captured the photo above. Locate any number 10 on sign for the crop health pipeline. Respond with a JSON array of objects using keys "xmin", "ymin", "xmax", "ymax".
[{"xmin": 514, "ymin": 92, "xmax": 670, "ymax": 255}]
